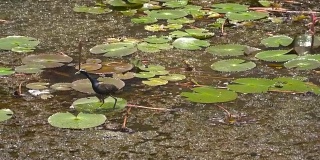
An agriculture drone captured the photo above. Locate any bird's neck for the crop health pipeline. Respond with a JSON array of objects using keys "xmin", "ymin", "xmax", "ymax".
[{"xmin": 81, "ymin": 72, "xmax": 99, "ymax": 85}]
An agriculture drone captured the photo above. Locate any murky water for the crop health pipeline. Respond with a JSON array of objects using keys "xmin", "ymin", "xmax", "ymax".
[{"xmin": 0, "ymin": 0, "xmax": 320, "ymax": 159}]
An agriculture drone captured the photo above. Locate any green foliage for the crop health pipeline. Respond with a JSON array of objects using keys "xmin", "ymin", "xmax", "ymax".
[
  {"xmin": 131, "ymin": 16, "xmax": 157, "ymax": 24},
  {"xmin": 255, "ymin": 50, "xmax": 297, "ymax": 62},
  {"xmin": 184, "ymin": 28, "xmax": 214, "ymax": 39},
  {"xmin": 211, "ymin": 59, "xmax": 256, "ymax": 72},
  {"xmin": 0, "ymin": 109, "xmax": 13, "ymax": 122},
  {"xmin": 0, "ymin": 67, "xmax": 15, "ymax": 76},
  {"xmin": 73, "ymin": 96, "xmax": 127, "ymax": 113},
  {"xmin": 284, "ymin": 59, "xmax": 320, "ymax": 70},
  {"xmin": 135, "ymin": 72, "xmax": 156, "ymax": 78},
  {"xmin": 181, "ymin": 86, "xmax": 238, "ymax": 103},
  {"xmin": 137, "ymin": 42, "xmax": 172, "ymax": 53},
  {"xmin": 261, "ymin": 35, "xmax": 293, "ymax": 47},
  {"xmin": 226, "ymin": 11, "xmax": 268, "ymax": 21},
  {"xmin": 90, "ymin": 42, "xmax": 137, "ymax": 57},
  {"xmin": 147, "ymin": 9, "xmax": 188, "ymax": 19},
  {"xmin": 228, "ymin": 78, "xmax": 276, "ymax": 93},
  {"xmin": 142, "ymin": 78, "xmax": 168, "ymax": 86},
  {"xmin": 73, "ymin": 5, "xmax": 112, "ymax": 14},
  {"xmin": 173, "ymin": 37, "xmax": 210, "ymax": 50},
  {"xmin": 159, "ymin": 74, "xmax": 186, "ymax": 81},
  {"xmin": 0, "ymin": 36, "xmax": 40, "ymax": 53},
  {"xmin": 206, "ymin": 44, "xmax": 247, "ymax": 57},
  {"xmin": 270, "ymin": 77, "xmax": 312, "ymax": 92}
]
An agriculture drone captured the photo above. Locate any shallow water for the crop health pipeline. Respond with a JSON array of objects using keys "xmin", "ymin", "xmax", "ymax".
[{"xmin": 0, "ymin": 0, "xmax": 320, "ymax": 159}]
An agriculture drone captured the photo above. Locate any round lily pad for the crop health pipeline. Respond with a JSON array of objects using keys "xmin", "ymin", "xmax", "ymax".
[
  {"xmin": 211, "ymin": 3, "xmax": 248, "ymax": 13},
  {"xmin": 75, "ymin": 63, "xmax": 102, "ymax": 71},
  {"xmin": 50, "ymin": 83, "xmax": 73, "ymax": 91},
  {"xmin": 299, "ymin": 54, "xmax": 320, "ymax": 61},
  {"xmin": 113, "ymin": 72, "xmax": 135, "ymax": 80},
  {"xmin": 73, "ymin": 5, "xmax": 112, "ymax": 14},
  {"xmin": 131, "ymin": 16, "xmax": 158, "ymax": 24},
  {"xmin": 147, "ymin": 9, "xmax": 188, "ymax": 19},
  {"xmin": 173, "ymin": 37, "xmax": 210, "ymax": 50},
  {"xmin": 169, "ymin": 30, "xmax": 190, "ymax": 38},
  {"xmin": 26, "ymin": 82, "xmax": 50, "ymax": 90},
  {"xmin": 159, "ymin": 74, "xmax": 186, "ymax": 81},
  {"xmin": 185, "ymin": 29, "xmax": 214, "ymax": 39},
  {"xmin": 211, "ymin": 59, "xmax": 256, "ymax": 72},
  {"xmin": 89, "ymin": 61, "xmax": 133, "ymax": 74},
  {"xmin": 86, "ymin": 58, "xmax": 102, "ymax": 64},
  {"xmin": 0, "ymin": 36, "xmax": 40, "ymax": 52},
  {"xmin": 143, "ymin": 36, "xmax": 171, "ymax": 44},
  {"xmin": 167, "ymin": 17, "xmax": 195, "ymax": 24},
  {"xmin": 48, "ymin": 112, "xmax": 106, "ymax": 129},
  {"xmin": 0, "ymin": 109, "xmax": 13, "ymax": 122},
  {"xmin": 226, "ymin": 11, "xmax": 268, "ymax": 21},
  {"xmin": 150, "ymin": 70, "xmax": 170, "ymax": 76},
  {"xmin": 284, "ymin": 59, "xmax": 320, "ymax": 70},
  {"xmin": 228, "ymin": 78, "xmax": 276, "ymax": 93},
  {"xmin": 0, "ymin": 67, "xmax": 15, "ymax": 76},
  {"xmin": 135, "ymin": 72, "xmax": 156, "ymax": 78},
  {"xmin": 139, "ymin": 64, "xmax": 166, "ymax": 72},
  {"xmin": 206, "ymin": 44, "xmax": 247, "ymax": 57},
  {"xmin": 73, "ymin": 96, "xmax": 127, "ymax": 113},
  {"xmin": 90, "ymin": 42, "xmax": 137, "ymax": 57},
  {"xmin": 15, "ymin": 64, "xmax": 45, "ymax": 74},
  {"xmin": 269, "ymin": 77, "xmax": 310, "ymax": 92},
  {"xmin": 163, "ymin": 0, "xmax": 188, "ymax": 8},
  {"xmin": 137, "ymin": 42, "xmax": 172, "ymax": 53},
  {"xmin": 255, "ymin": 50, "xmax": 297, "ymax": 62},
  {"xmin": 142, "ymin": 78, "xmax": 168, "ymax": 86},
  {"xmin": 261, "ymin": 35, "xmax": 294, "ymax": 47},
  {"xmin": 22, "ymin": 54, "xmax": 73, "ymax": 68},
  {"xmin": 181, "ymin": 86, "xmax": 238, "ymax": 103}
]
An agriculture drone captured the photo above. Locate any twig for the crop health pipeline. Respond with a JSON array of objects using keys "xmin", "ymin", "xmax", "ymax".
[
  {"xmin": 216, "ymin": 105, "xmax": 231, "ymax": 118},
  {"xmin": 78, "ymin": 40, "xmax": 82, "ymax": 70},
  {"xmin": 122, "ymin": 106, "xmax": 132, "ymax": 129},
  {"xmin": 126, "ymin": 104, "xmax": 175, "ymax": 111}
]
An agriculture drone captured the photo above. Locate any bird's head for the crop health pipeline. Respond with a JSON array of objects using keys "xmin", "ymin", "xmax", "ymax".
[{"xmin": 75, "ymin": 68, "xmax": 87, "ymax": 75}]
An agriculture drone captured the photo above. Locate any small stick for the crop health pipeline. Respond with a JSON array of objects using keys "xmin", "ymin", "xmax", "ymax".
[
  {"xmin": 216, "ymin": 105, "xmax": 231, "ymax": 118},
  {"xmin": 122, "ymin": 106, "xmax": 132, "ymax": 129},
  {"xmin": 126, "ymin": 104, "xmax": 175, "ymax": 111},
  {"xmin": 18, "ymin": 82, "xmax": 23, "ymax": 95},
  {"xmin": 78, "ymin": 40, "xmax": 82, "ymax": 70}
]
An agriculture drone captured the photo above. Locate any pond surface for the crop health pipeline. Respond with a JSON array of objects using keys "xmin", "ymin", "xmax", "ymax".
[{"xmin": 1, "ymin": 0, "xmax": 320, "ymax": 159}]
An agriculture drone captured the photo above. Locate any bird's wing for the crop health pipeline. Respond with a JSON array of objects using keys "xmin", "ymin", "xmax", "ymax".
[{"xmin": 100, "ymin": 83, "xmax": 119, "ymax": 93}]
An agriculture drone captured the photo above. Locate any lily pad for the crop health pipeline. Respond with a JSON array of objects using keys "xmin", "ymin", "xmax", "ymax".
[
  {"xmin": 255, "ymin": 50, "xmax": 297, "ymax": 62},
  {"xmin": 185, "ymin": 29, "xmax": 214, "ymax": 39},
  {"xmin": 90, "ymin": 42, "xmax": 137, "ymax": 57},
  {"xmin": 211, "ymin": 59, "xmax": 256, "ymax": 72},
  {"xmin": 169, "ymin": 30, "xmax": 190, "ymax": 38},
  {"xmin": 0, "ymin": 36, "xmax": 40, "ymax": 52},
  {"xmin": 73, "ymin": 96, "xmax": 127, "ymax": 113},
  {"xmin": 147, "ymin": 9, "xmax": 188, "ymax": 19},
  {"xmin": 149, "ymin": 70, "xmax": 169, "ymax": 75},
  {"xmin": 173, "ymin": 37, "xmax": 210, "ymax": 50},
  {"xmin": 22, "ymin": 54, "xmax": 73, "ymax": 68},
  {"xmin": 226, "ymin": 11, "xmax": 268, "ymax": 21},
  {"xmin": 131, "ymin": 16, "xmax": 158, "ymax": 24},
  {"xmin": 0, "ymin": 109, "xmax": 13, "ymax": 122},
  {"xmin": 137, "ymin": 42, "xmax": 172, "ymax": 53},
  {"xmin": 26, "ymin": 82, "xmax": 50, "ymax": 90},
  {"xmin": 86, "ymin": 58, "xmax": 102, "ymax": 64},
  {"xmin": 181, "ymin": 86, "xmax": 238, "ymax": 103},
  {"xmin": 139, "ymin": 64, "xmax": 166, "ymax": 71},
  {"xmin": 0, "ymin": 67, "xmax": 15, "ymax": 76},
  {"xmin": 299, "ymin": 54, "xmax": 320, "ymax": 61},
  {"xmin": 167, "ymin": 17, "xmax": 195, "ymax": 24},
  {"xmin": 48, "ymin": 112, "xmax": 106, "ymax": 129},
  {"xmin": 159, "ymin": 74, "xmax": 186, "ymax": 81},
  {"xmin": 89, "ymin": 61, "xmax": 133, "ymax": 74},
  {"xmin": 113, "ymin": 72, "xmax": 135, "ymax": 80},
  {"xmin": 142, "ymin": 78, "xmax": 168, "ymax": 86},
  {"xmin": 73, "ymin": 5, "xmax": 112, "ymax": 14},
  {"xmin": 163, "ymin": 0, "xmax": 188, "ymax": 8},
  {"xmin": 228, "ymin": 78, "xmax": 276, "ymax": 93},
  {"xmin": 15, "ymin": 64, "xmax": 45, "ymax": 74},
  {"xmin": 284, "ymin": 59, "xmax": 320, "ymax": 70},
  {"xmin": 75, "ymin": 63, "xmax": 102, "ymax": 71},
  {"xmin": 50, "ymin": 83, "xmax": 73, "ymax": 91},
  {"xmin": 143, "ymin": 36, "xmax": 171, "ymax": 44},
  {"xmin": 211, "ymin": 3, "xmax": 248, "ymax": 13},
  {"xmin": 269, "ymin": 77, "xmax": 310, "ymax": 92},
  {"xmin": 206, "ymin": 44, "xmax": 247, "ymax": 57},
  {"xmin": 135, "ymin": 72, "xmax": 156, "ymax": 78},
  {"xmin": 261, "ymin": 35, "xmax": 294, "ymax": 47}
]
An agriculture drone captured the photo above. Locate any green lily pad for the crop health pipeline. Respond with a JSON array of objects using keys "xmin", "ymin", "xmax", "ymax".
[
  {"xmin": 173, "ymin": 37, "xmax": 210, "ymax": 50},
  {"xmin": 169, "ymin": 30, "xmax": 190, "ymax": 38},
  {"xmin": 113, "ymin": 72, "xmax": 135, "ymax": 80},
  {"xmin": 166, "ymin": 23, "xmax": 183, "ymax": 30},
  {"xmin": 120, "ymin": 9, "xmax": 137, "ymax": 16},
  {"xmin": 139, "ymin": 64, "xmax": 166, "ymax": 72},
  {"xmin": 228, "ymin": 78, "xmax": 276, "ymax": 93},
  {"xmin": 299, "ymin": 54, "xmax": 320, "ymax": 61},
  {"xmin": 73, "ymin": 96, "xmax": 127, "ymax": 113},
  {"xmin": 211, "ymin": 3, "xmax": 248, "ymax": 13},
  {"xmin": 50, "ymin": 83, "xmax": 73, "ymax": 91},
  {"xmin": 131, "ymin": 16, "xmax": 158, "ymax": 24},
  {"xmin": 269, "ymin": 77, "xmax": 310, "ymax": 92},
  {"xmin": 142, "ymin": 78, "xmax": 168, "ymax": 86},
  {"xmin": 137, "ymin": 42, "xmax": 172, "ymax": 53},
  {"xmin": 11, "ymin": 46, "xmax": 35, "ymax": 53},
  {"xmin": 15, "ymin": 64, "xmax": 45, "ymax": 74},
  {"xmin": 0, "ymin": 36, "xmax": 40, "ymax": 52},
  {"xmin": 284, "ymin": 59, "xmax": 320, "ymax": 70},
  {"xmin": 159, "ymin": 74, "xmax": 186, "ymax": 81},
  {"xmin": 0, "ymin": 109, "xmax": 13, "ymax": 122},
  {"xmin": 185, "ymin": 29, "xmax": 215, "ymax": 39},
  {"xmin": 255, "ymin": 50, "xmax": 297, "ymax": 62},
  {"xmin": 206, "ymin": 44, "xmax": 247, "ymax": 57},
  {"xmin": 143, "ymin": 36, "xmax": 171, "ymax": 44},
  {"xmin": 167, "ymin": 17, "xmax": 195, "ymax": 24},
  {"xmin": 48, "ymin": 112, "xmax": 106, "ymax": 129},
  {"xmin": 211, "ymin": 59, "xmax": 256, "ymax": 72},
  {"xmin": 181, "ymin": 86, "xmax": 238, "ymax": 103},
  {"xmin": 149, "ymin": 70, "xmax": 169, "ymax": 75},
  {"xmin": 226, "ymin": 11, "xmax": 268, "ymax": 21},
  {"xmin": 26, "ymin": 82, "xmax": 50, "ymax": 90},
  {"xmin": 135, "ymin": 72, "xmax": 156, "ymax": 78},
  {"xmin": 147, "ymin": 9, "xmax": 188, "ymax": 19},
  {"xmin": 163, "ymin": 0, "xmax": 188, "ymax": 8},
  {"xmin": 0, "ymin": 67, "xmax": 15, "ymax": 76},
  {"xmin": 108, "ymin": 0, "xmax": 143, "ymax": 7},
  {"xmin": 73, "ymin": 5, "xmax": 112, "ymax": 14},
  {"xmin": 261, "ymin": 35, "xmax": 294, "ymax": 47},
  {"xmin": 90, "ymin": 42, "xmax": 137, "ymax": 57}
]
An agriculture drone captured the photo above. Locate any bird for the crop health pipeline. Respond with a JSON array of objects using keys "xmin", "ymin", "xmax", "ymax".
[{"xmin": 75, "ymin": 69, "xmax": 119, "ymax": 109}]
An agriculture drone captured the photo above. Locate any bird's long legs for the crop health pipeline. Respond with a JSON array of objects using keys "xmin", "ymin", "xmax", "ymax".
[
  {"xmin": 110, "ymin": 95, "xmax": 117, "ymax": 109},
  {"xmin": 98, "ymin": 95, "xmax": 105, "ymax": 107}
]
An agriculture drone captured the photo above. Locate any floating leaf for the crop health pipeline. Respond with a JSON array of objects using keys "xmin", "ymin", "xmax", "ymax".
[
  {"xmin": 26, "ymin": 82, "xmax": 49, "ymax": 90},
  {"xmin": 0, "ymin": 36, "xmax": 40, "ymax": 52},
  {"xmin": 261, "ymin": 35, "xmax": 293, "ymax": 47},
  {"xmin": 120, "ymin": 9, "xmax": 137, "ymax": 16},
  {"xmin": 167, "ymin": 17, "xmax": 195, "ymax": 24},
  {"xmin": 48, "ymin": 112, "xmax": 106, "ymax": 129},
  {"xmin": 228, "ymin": 78, "xmax": 276, "ymax": 93},
  {"xmin": 131, "ymin": 16, "xmax": 158, "ymax": 24},
  {"xmin": 163, "ymin": 0, "xmax": 188, "ymax": 8},
  {"xmin": 255, "ymin": 50, "xmax": 297, "ymax": 62},
  {"xmin": 181, "ymin": 86, "xmax": 238, "ymax": 103},
  {"xmin": 173, "ymin": 37, "xmax": 210, "ymax": 50},
  {"xmin": 159, "ymin": 74, "xmax": 186, "ymax": 81},
  {"xmin": 86, "ymin": 58, "xmax": 102, "ymax": 64},
  {"xmin": 113, "ymin": 72, "xmax": 135, "ymax": 80},
  {"xmin": 139, "ymin": 64, "xmax": 165, "ymax": 72},
  {"xmin": 269, "ymin": 77, "xmax": 310, "ymax": 92},
  {"xmin": 89, "ymin": 61, "xmax": 133, "ymax": 74},
  {"xmin": 185, "ymin": 28, "xmax": 214, "ymax": 39},
  {"xmin": 143, "ymin": 36, "xmax": 171, "ymax": 44},
  {"xmin": 147, "ymin": 9, "xmax": 188, "ymax": 19},
  {"xmin": 0, "ymin": 67, "xmax": 15, "ymax": 76},
  {"xmin": 75, "ymin": 63, "xmax": 102, "ymax": 71},
  {"xmin": 135, "ymin": 72, "xmax": 156, "ymax": 78},
  {"xmin": 299, "ymin": 54, "xmax": 320, "ymax": 61},
  {"xmin": 50, "ymin": 83, "xmax": 73, "ymax": 91},
  {"xmin": 142, "ymin": 78, "xmax": 168, "ymax": 86},
  {"xmin": 15, "ymin": 64, "xmax": 45, "ymax": 74},
  {"xmin": 90, "ymin": 42, "xmax": 137, "ymax": 57},
  {"xmin": 137, "ymin": 42, "xmax": 172, "ymax": 53},
  {"xmin": 284, "ymin": 59, "xmax": 320, "ymax": 70},
  {"xmin": 22, "ymin": 54, "xmax": 73, "ymax": 68},
  {"xmin": 211, "ymin": 59, "xmax": 256, "ymax": 72},
  {"xmin": 211, "ymin": 3, "xmax": 248, "ymax": 13},
  {"xmin": 73, "ymin": 96, "xmax": 127, "ymax": 113},
  {"xmin": 169, "ymin": 30, "xmax": 190, "ymax": 38},
  {"xmin": 226, "ymin": 11, "xmax": 268, "ymax": 21},
  {"xmin": 149, "ymin": 70, "xmax": 169, "ymax": 75},
  {"xmin": 73, "ymin": 5, "xmax": 112, "ymax": 14},
  {"xmin": 0, "ymin": 109, "xmax": 13, "ymax": 122},
  {"xmin": 206, "ymin": 44, "xmax": 247, "ymax": 57}
]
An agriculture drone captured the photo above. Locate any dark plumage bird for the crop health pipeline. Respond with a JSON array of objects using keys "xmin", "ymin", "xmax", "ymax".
[{"xmin": 75, "ymin": 69, "xmax": 119, "ymax": 109}]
